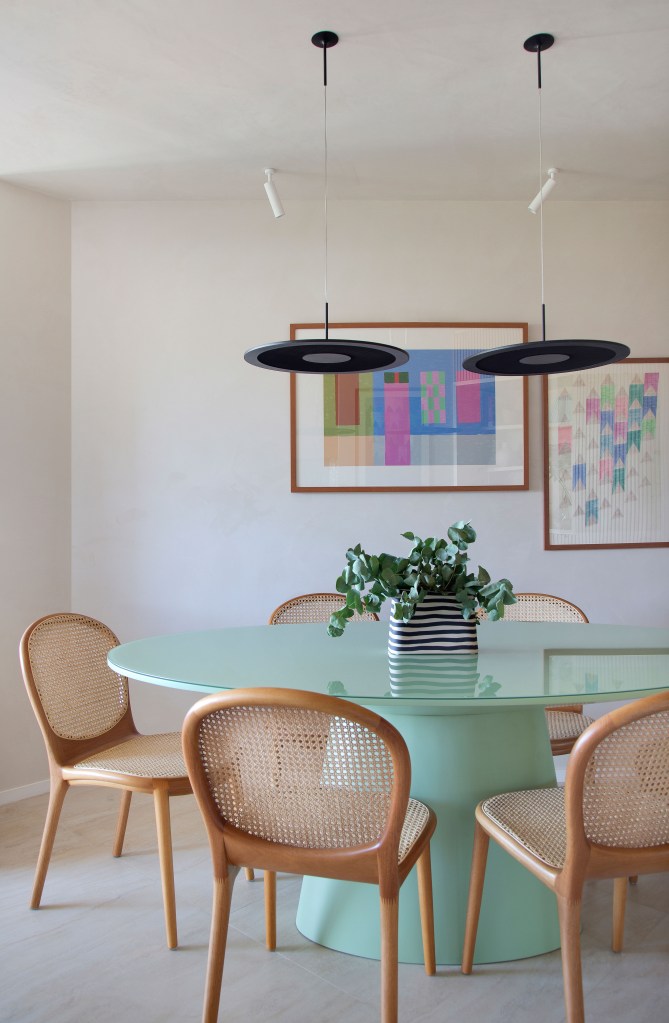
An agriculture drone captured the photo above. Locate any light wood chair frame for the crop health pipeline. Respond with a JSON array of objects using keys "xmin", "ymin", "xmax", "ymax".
[
  {"xmin": 183, "ymin": 687, "xmax": 437, "ymax": 1023},
  {"xmin": 19, "ymin": 612, "xmax": 192, "ymax": 949},
  {"xmin": 461, "ymin": 689, "xmax": 669, "ymax": 1023},
  {"xmin": 268, "ymin": 591, "xmax": 380, "ymax": 625}
]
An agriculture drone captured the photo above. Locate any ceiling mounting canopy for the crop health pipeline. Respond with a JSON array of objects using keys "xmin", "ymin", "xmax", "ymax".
[
  {"xmin": 244, "ymin": 30, "xmax": 409, "ymax": 375},
  {"xmin": 463, "ymin": 32, "xmax": 630, "ymax": 377}
]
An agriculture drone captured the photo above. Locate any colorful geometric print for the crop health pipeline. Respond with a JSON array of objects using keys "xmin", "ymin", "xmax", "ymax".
[
  {"xmin": 322, "ymin": 348, "xmax": 497, "ymax": 467},
  {"xmin": 553, "ymin": 369, "xmax": 661, "ymax": 536}
]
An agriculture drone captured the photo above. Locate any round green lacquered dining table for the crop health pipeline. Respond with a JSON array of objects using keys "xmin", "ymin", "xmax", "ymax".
[{"xmin": 108, "ymin": 620, "xmax": 669, "ymax": 966}]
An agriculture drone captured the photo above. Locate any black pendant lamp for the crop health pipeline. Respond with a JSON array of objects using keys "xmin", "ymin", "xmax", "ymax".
[
  {"xmin": 245, "ymin": 31, "xmax": 409, "ymax": 374},
  {"xmin": 463, "ymin": 33, "xmax": 629, "ymax": 377}
]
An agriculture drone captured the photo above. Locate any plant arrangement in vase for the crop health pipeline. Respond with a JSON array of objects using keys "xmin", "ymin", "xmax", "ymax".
[{"xmin": 327, "ymin": 522, "xmax": 515, "ymax": 653}]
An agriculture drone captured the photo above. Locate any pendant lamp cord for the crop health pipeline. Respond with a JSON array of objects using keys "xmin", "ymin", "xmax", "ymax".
[
  {"xmin": 322, "ymin": 42, "xmax": 329, "ymax": 340},
  {"xmin": 537, "ymin": 47, "xmax": 546, "ymax": 343}
]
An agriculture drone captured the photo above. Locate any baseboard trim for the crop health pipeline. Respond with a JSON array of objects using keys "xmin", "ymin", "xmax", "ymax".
[{"xmin": 0, "ymin": 779, "xmax": 49, "ymax": 806}]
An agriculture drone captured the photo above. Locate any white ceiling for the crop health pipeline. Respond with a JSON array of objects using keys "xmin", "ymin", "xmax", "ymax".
[{"xmin": 1, "ymin": 0, "xmax": 668, "ymax": 202}]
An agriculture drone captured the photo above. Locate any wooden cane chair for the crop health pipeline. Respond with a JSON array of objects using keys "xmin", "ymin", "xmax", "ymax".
[
  {"xmin": 462, "ymin": 689, "xmax": 669, "ymax": 1023},
  {"xmin": 19, "ymin": 612, "xmax": 192, "ymax": 949},
  {"xmin": 182, "ymin": 687, "xmax": 437, "ymax": 1023},
  {"xmin": 481, "ymin": 593, "xmax": 593, "ymax": 756},
  {"xmin": 268, "ymin": 591, "xmax": 380, "ymax": 625}
]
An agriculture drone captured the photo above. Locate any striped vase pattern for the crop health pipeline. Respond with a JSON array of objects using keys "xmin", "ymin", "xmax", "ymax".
[{"xmin": 388, "ymin": 593, "xmax": 478, "ymax": 655}]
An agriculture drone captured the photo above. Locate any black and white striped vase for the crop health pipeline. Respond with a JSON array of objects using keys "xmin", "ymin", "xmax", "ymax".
[{"xmin": 388, "ymin": 593, "xmax": 478, "ymax": 655}]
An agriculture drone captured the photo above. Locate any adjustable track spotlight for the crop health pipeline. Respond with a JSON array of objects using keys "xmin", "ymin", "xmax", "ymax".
[
  {"xmin": 528, "ymin": 167, "xmax": 558, "ymax": 214},
  {"xmin": 264, "ymin": 168, "xmax": 285, "ymax": 218},
  {"xmin": 463, "ymin": 33, "xmax": 629, "ymax": 377},
  {"xmin": 245, "ymin": 32, "xmax": 409, "ymax": 374}
]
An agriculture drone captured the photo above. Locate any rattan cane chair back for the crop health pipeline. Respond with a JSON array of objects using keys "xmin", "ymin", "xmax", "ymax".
[
  {"xmin": 183, "ymin": 688, "xmax": 437, "ymax": 1023},
  {"xmin": 462, "ymin": 690, "xmax": 669, "ymax": 1023},
  {"xmin": 501, "ymin": 593, "xmax": 589, "ymax": 624},
  {"xmin": 23, "ymin": 613, "xmax": 132, "ymax": 754},
  {"xmin": 480, "ymin": 592, "xmax": 592, "ymax": 756},
  {"xmin": 19, "ymin": 613, "xmax": 191, "ymax": 949},
  {"xmin": 197, "ymin": 704, "xmax": 398, "ymax": 851},
  {"xmin": 580, "ymin": 709, "xmax": 669, "ymax": 849},
  {"xmin": 268, "ymin": 592, "xmax": 379, "ymax": 625}
]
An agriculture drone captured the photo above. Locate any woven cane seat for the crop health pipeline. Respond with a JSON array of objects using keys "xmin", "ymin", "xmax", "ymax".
[
  {"xmin": 399, "ymin": 799, "xmax": 431, "ymax": 863},
  {"xmin": 481, "ymin": 786, "xmax": 567, "ymax": 868},
  {"xmin": 546, "ymin": 709, "xmax": 595, "ymax": 744},
  {"xmin": 72, "ymin": 732, "xmax": 187, "ymax": 779},
  {"xmin": 269, "ymin": 592, "xmax": 379, "ymax": 625}
]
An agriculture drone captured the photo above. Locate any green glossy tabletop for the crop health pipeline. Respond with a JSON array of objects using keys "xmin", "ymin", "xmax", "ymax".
[
  {"xmin": 108, "ymin": 620, "xmax": 669, "ymax": 706},
  {"xmin": 108, "ymin": 620, "xmax": 669, "ymax": 966}
]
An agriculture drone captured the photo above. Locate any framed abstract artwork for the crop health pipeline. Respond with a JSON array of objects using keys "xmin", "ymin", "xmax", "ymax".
[
  {"xmin": 543, "ymin": 358, "xmax": 669, "ymax": 549},
  {"xmin": 290, "ymin": 322, "xmax": 528, "ymax": 492}
]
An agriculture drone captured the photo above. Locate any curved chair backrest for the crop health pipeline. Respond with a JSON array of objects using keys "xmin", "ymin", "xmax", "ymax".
[
  {"xmin": 268, "ymin": 592, "xmax": 379, "ymax": 625},
  {"xmin": 20, "ymin": 613, "xmax": 135, "ymax": 766},
  {"xmin": 499, "ymin": 593, "xmax": 588, "ymax": 623},
  {"xmin": 564, "ymin": 690, "xmax": 669, "ymax": 869},
  {"xmin": 183, "ymin": 687, "xmax": 410, "ymax": 881}
]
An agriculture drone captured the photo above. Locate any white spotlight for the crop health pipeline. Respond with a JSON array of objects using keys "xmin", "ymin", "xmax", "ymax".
[
  {"xmin": 528, "ymin": 167, "xmax": 558, "ymax": 214},
  {"xmin": 264, "ymin": 168, "xmax": 285, "ymax": 218}
]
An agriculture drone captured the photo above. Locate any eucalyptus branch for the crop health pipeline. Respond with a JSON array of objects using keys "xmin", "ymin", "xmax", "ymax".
[{"xmin": 328, "ymin": 522, "xmax": 516, "ymax": 637}]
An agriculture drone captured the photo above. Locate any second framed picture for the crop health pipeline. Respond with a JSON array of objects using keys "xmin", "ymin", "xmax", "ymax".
[
  {"xmin": 543, "ymin": 358, "xmax": 669, "ymax": 549},
  {"xmin": 290, "ymin": 322, "xmax": 528, "ymax": 493}
]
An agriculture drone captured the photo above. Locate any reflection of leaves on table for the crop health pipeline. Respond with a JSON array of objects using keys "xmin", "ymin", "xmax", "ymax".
[
  {"xmin": 327, "ymin": 680, "xmax": 348, "ymax": 696},
  {"xmin": 476, "ymin": 675, "xmax": 501, "ymax": 698}
]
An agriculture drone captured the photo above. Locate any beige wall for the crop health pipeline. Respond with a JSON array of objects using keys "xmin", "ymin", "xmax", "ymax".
[
  {"xmin": 0, "ymin": 182, "xmax": 71, "ymax": 799},
  {"xmin": 69, "ymin": 199, "xmax": 669, "ymax": 737},
  {"xmin": 1, "ymin": 196, "xmax": 667, "ymax": 796}
]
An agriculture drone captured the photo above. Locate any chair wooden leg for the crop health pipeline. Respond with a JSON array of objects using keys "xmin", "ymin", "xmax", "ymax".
[
  {"xmin": 612, "ymin": 876, "xmax": 628, "ymax": 953},
  {"xmin": 244, "ymin": 868, "xmax": 255, "ymax": 881},
  {"xmin": 113, "ymin": 790, "xmax": 132, "ymax": 857},
  {"xmin": 380, "ymin": 895, "xmax": 399, "ymax": 1023},
  {"xmin": 461, "ymin": 820, "xmax": 489, "ymax": 974},
  {"xmin": 31, "ymin": 777, "xmax": 69, "ymax": 909},
  {"xmin": 416, "ymin": 845, "xmax": 436, "ymax": 975},
  {"xmin": 556, "ymin": 893, "xmax": 585, "ymax": 1023},
  {"xmin": 264, "ymin": 870, "xmax": 277, "ymax": 951},
  {"xmin": 203, "ymin": 870, "xmax": 238, "ymax": 1023},
  {"xmin": 628, "ymin": 875, "xmax": 638, "ymax": 885},
  {"xmin": 153, "ymin": 782, "xmax": 178, "ymax": 950}
]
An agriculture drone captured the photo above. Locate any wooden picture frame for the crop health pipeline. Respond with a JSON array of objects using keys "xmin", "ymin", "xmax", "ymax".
[
  {"xmin": 543, "ymin": 358, "xmax": 669, "ymax": 549},
  {"xmin": 290, "ymin": 321, "xmax": 529, "ymax": 493}
]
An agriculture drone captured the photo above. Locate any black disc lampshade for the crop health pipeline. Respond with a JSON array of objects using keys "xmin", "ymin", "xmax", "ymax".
[
  {"xmin": 462, "ymin": 338, "xmax": 630, "ymax": 376},
  {"xmin": 244, "ymin": 337, "xmax": 409, "ymax": 373}
]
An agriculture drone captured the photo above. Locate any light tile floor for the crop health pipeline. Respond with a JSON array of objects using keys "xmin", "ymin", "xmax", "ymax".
[{"xmin": 1, "ymin": 788, "xmax": 667, "ymax": 1023}]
